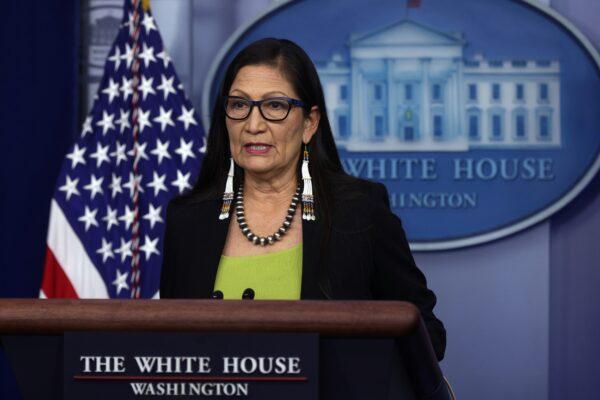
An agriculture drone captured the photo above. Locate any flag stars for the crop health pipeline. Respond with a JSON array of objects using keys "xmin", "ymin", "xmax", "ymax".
[
  {"xmin": 54, "ymin": 15, "xmax": 208, "ymax": 296},
  {"xmin": 112, "ymin": 269, "xmax": 129, "ymax": 295},
  {"xmin": 139, "ymin": 76, "xmax": 156, "ymax": 100},
  {"xmin": 172, "ymin": 170, "xmax": 192, "ymax": 194},
  {"xmin": 96, "ymin": 111, "xmax": 115, "ymax": 135},
  {"xmin": 174, "ymin": 138, "xmax": 196, "ymax": 164},
  {"xmin": 120, "ymin": 76, "xmax": 133, "ymax": 101},
  {"xmin": 128, "ymin": 141, "xmax": 149, "ymax": 164},
  {"xmin": 156, "ymin": 50, "xmax": 171, "ymax": 68},
  {"xmin": 83, "ymin": 174, "xmax": 104, "ymax": 200},
  {"xmin": 140, "ymin": 235, "xmax": 160, "ymax": 260},
  {"xmin": 81, "ymin": 116, "xmax": 93, "ymax": 138},
  {"xmin": 157, "ymin": 74, "xmax": 176, "ymax": 100},
  {"xmin": 109, "ymin": 173, "xmax": 123, "ymax": 198},
  {"xmin": 141, "ymin": 13, "xmax": 157, "ymax": 34},
  {"xmin": 96, "ymin": 238, "xmax": 115, "ymax": 263},
  {"xmin": 90, "ymin": 142, "xmax": 110, "ymax": 168},
  {"xmin": 110, "ymin": 141, "xmax": 128, "ymax": 166},
  {"xmin": 59, "ymin": 175, "xmax": 80, "ymax": 200},
  {"xmin": 147, "ymin": 171, "xmax": 168, "ymax": 197},
  {"xmin": 150, "ymin": 138, "xmax": 171, "ymax": 165},
  {"xmin": 138, "ymin": 43, "xmax": 156, "ymax": 68},
  {"xmin": 119, "ymin": 205, "xmax": 136, "ymax": 230},
  {"xmin": 108, "ymin": 46, "xmax": 122, "ymax": 71},
  {"xmin": 66, "ymin": 144, "xmax": 86, "ymax": 169},
  {"xmin": 123, "ymin": 173, "xmax": 144, "ymax": 198},
  {"xmin": 78, "ymin": 206, "xmax": 99, "ymax": 231},
  {"xmin": 153, "ymin": 106, "xmax": 175, "ymax": 132},
  {"xmin": 137, "ymin": 108, "xmax": 153, "ymax": 133},
  {"xmin": 114, "ymin": 238, "xmax": 132, "ymax": 263},
  {"xmin": 102, "ymin": 78, "xmax": 120, "ymax": 104},
  {"xmin": 143, "ymin": 204, "xmax": 164, "ymax": 229},
  {"xmin": 177, "ymin": 105, "xmax": 197, "ymax": 131},
  {"xmin": 102, "ymin": 205, "xmax": 119, "ymax": 231},
  {"xmin": 121, "ymin": 43, "xmax": 134, "ymax": 69},
  {"xmin": 116, "ymin": 109, "xmax": 131, "ymax": 134}
]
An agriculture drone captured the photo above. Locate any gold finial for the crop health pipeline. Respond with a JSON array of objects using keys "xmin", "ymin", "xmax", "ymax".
[{"xmin": 142, "ymin": 0, "xmax": 151, "ymax": 11}]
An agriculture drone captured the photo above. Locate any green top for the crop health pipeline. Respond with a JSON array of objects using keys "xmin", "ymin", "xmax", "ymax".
[{"xmin": 213, "ymin": 243, "xmax": 303, "ymax": 300}]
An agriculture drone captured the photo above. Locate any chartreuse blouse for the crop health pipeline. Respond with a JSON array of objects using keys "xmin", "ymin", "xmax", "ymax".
[{"xmin": 213, "ymin": 244, "xmax": 303, "ymax": 300}]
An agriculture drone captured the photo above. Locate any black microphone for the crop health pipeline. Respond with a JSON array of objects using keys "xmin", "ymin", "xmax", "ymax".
[
  {"xmin": 242, "ymin": 288, "xmax": 255, "ymax": 300},
  {"xmin": 210, "ymin": 290, "xmax": 224, "ymax": 299}
]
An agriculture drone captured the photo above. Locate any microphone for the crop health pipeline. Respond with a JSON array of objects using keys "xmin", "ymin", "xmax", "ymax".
[
  {"xmin": 242, "ymin": 288, "xmax": 255, "ymax": 300},
  {"xmin": 210, "ymin": 290, "xmax": 224, "ymax": 299}
]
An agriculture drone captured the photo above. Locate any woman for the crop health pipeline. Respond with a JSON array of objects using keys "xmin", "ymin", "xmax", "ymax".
[{"xmin": 160, "ymin": 38, "xmax": 446, "ymax": 361}]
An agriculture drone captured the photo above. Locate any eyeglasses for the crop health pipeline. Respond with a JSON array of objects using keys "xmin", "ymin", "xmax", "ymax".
[{"xmin": 223, "ymin": 96, "xmax": 307, "ymax": 122}]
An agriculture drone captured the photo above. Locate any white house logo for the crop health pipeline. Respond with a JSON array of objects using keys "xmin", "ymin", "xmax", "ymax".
[
  {"xmin": 204, "ymin": 0, "xmax": 600, "ymax": 250},
  {"xmin": 317, "ymin": 20, "xmax": 561, "ymax": 152}
]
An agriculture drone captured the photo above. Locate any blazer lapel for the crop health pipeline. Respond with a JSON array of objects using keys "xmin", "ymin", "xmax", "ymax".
[
  {"xmin": 300, "ymin": 216, "xmax": 326, "ymax": 299},
  {"xmin": 192, "ymin": 199, "xmax": 229, "ymax": 298}
]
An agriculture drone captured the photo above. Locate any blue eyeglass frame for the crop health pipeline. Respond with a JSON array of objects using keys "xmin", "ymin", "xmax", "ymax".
[{"xmin": 223, "ymin": 95, "xmax": 307, "ymax": 121}]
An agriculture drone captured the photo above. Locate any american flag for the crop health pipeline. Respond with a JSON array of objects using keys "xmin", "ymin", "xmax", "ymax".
[{"xmin": 40, "ymin": 0, "xmax": 204, "ymax": 299}]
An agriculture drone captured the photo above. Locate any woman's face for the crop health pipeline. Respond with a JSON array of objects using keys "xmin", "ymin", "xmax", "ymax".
[{"xmin": 225, "ymin": 64, "xmax": 319, "ymax": 181}]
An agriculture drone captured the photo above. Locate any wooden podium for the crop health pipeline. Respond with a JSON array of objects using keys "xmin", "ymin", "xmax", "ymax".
[{"xmin": 0, "ymin": 299, "xmax": 451, "ymax": 399}]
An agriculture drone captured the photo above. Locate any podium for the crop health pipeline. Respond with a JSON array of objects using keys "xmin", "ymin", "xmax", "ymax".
[{"xmin": 0, "ymin": 299, "xmax": 452, "ymax": 399}]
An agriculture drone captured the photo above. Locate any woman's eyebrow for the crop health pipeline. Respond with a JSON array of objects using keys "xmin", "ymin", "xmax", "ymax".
[
  {"xmin": 229, "ymin": 89, "xmax": 249, "ymax": 97},
  {"xmin": 262, "ymin": 91, "xmax": 289, "ymax": 97},
  {"xmin": 229, "ymin": 89, "xmax": 289, "ymax": 98}
]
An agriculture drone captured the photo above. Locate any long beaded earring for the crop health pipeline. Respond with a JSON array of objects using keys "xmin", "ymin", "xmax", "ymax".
[
  {"xmin": 219, "ymin": 158, "xmax": 234, "ymax": 220},
  {"xmin": 301, "ymin": 145, "xmax": 316, "ymax": 221}
]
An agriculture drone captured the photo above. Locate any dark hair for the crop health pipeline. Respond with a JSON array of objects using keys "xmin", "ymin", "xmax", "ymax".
[{"xmin": 188, "ymin": 38, "xmax": 355, "ymax": 297}]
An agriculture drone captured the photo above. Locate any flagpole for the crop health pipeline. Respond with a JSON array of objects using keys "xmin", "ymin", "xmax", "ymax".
[{"xmin": 129, "ymin": 0, "xmax": 143, "ymax": 299}]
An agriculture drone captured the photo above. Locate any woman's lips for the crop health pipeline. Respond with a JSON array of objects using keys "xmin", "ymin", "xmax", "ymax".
[{"xmin": 244, "ymin": 143, "xmax": 272, "ymax": 155}]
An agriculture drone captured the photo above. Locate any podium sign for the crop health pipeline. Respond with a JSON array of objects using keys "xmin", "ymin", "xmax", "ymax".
[
  {"xmin": 1, "ymin": 299, "xmax": 446, "ymax": 399},
  {"xmin": 63, "ymin": 332, "xmax": 318, "ymax": 399}
]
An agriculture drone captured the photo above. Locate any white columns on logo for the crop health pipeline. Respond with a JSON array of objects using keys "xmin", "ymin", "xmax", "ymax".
[
  {"xmin": 449, "ymin": 72, "xmax": 458, "ymax": 139},
  {"xmin": 420, "ymin": 58, "xmax": 431, "ymax": 141},
  {"xmin": 386, "ymin": 59, "xmax": 396, "ymax": 139},
  {"xmin": 457, "ymin": 59, "xmax": 467, "ymax": 141},
  {"xmin": 351, "ymin": 58, "xmax": 362, "ymax": 140},
  {"xmin": 449, "ymin": 60, "xmax": 460, "ymax": 140}
]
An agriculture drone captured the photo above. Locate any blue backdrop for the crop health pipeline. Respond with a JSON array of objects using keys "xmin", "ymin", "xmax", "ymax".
[{"xmin": 0, "ymin": 0, "xmax": 79, "ymax": 398}]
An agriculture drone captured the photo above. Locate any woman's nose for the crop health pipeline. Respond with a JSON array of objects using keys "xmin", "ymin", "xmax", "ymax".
[{"xmin": 245, "ymin": 105, "xmax": 267, "ymax": 133}]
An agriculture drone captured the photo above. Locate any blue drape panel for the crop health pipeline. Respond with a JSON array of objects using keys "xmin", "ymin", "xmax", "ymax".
[{"xmin": 0, "ymin": 0, "xmax": 79, "ymax": 398}]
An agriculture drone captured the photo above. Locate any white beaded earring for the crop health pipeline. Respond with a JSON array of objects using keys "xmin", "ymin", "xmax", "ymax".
[
  {"xmin": 301, "ymin": 145, "xmax": 316, "ymax": 221},
  {"xmin": 219, "ymin": 158, "xmax": 234, "ymax": 220}
]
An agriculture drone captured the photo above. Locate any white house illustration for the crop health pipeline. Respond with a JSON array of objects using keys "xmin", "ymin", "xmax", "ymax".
[{"xmin": 316, "ymin": 20, "xmax": 561, "ymax": 151}]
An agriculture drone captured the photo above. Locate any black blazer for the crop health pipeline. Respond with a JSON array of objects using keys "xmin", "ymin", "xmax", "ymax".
[{"xmin": 160, "ymin": 179, "xmax": 446, "ymax": 360}]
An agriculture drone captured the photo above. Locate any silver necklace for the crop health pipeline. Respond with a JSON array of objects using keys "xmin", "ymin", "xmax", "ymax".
[{"xmin": 235, "ymin": 185, "xmax": 301, "ymax": 246}]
